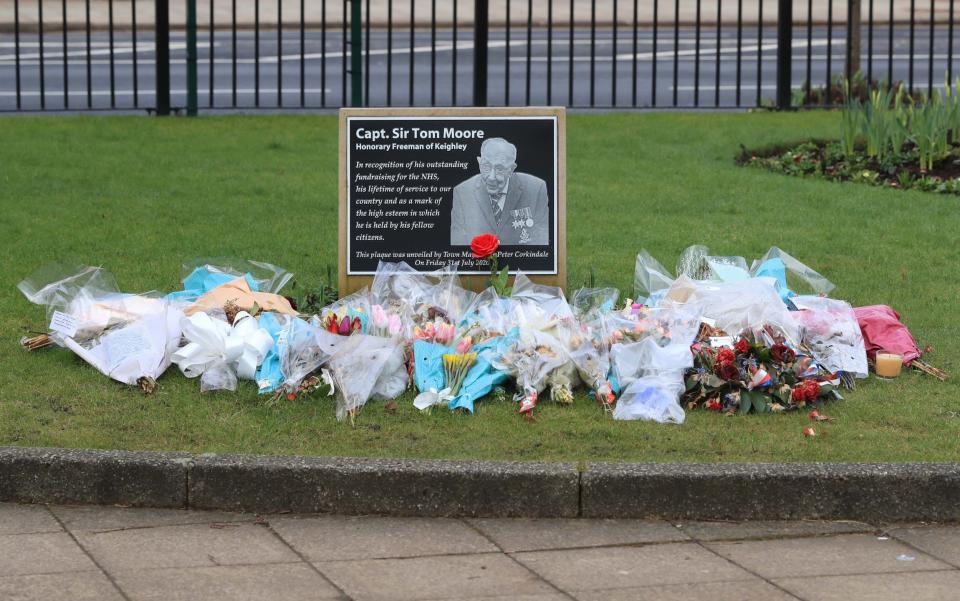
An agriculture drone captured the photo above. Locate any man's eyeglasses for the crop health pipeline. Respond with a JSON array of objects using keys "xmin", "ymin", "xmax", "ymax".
[{"xmin": 478, "ymin": 161, "xmax": 512, "ymax": 176}]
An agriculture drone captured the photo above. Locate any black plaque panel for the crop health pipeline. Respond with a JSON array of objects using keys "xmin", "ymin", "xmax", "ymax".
[{"xmin": 346, "ymin": 115, "xmax": 558, "ymax": 275}]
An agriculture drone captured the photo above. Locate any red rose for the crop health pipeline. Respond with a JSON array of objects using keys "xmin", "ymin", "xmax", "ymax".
[
  {"xmin": 770, "ymin": 343, "xmax": 796, "ymax": 364},
  {"xmin": 470, "ymin": 233, "xmax": 500, "ymax": 259},
  {"xmin": 717, "ymin": 361, "xmax": 742, "ymax": 382},
  {"xmin": 716, "ymin": 348, "xmax": 736, "ymax": 364},
  {"xmin": 791, "ymin": 387, "xmax": 805, "ymax": 403},
  {"xmin": 706, "ymin": 398, "xmax": 723, "ymax": 411},
  {"xmin": 735, "ymin": 338, "xmax": 751, "ymax": 354}
]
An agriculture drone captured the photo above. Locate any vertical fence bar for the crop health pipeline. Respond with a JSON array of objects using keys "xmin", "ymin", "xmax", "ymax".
[
  {"xmin": 887, "ymin": 0, "xmax": 893, "ymax": 84},
  {"xmin": 452, "ymin": 0, "xmax": 458, "ymax": 105},
  {"xmin": 133, "ymin": 0, "xmax": 139, "ymax": 108},
  {"xmin": 365, "ymin": 0, "xmax": 371, "ymax": 105},
  {"xmin": 85, "ymin": 0, "xmax": 91, "ymax": 108},
  {"xmin": 950, "ymin": 0, "xmax": 955, "ymax": 84},
  {"xmin": 672, "ymin": 0, "xmax": 679, "ymax": 106},
  {"xmin": 776, "ymin": 0, "xmax": 793, "ymax": 109},
  {"xmin": 14, "ymin": 0, "xmax": 21, "ymax": 110},
  {"xmin": 547, "ymin": 0, "xmax": 553, "ymax": 105},
  {"xmin": 255, "ymin": 0, "xmax": 260, "ymax": 107},
  {"xmin": 506, "ymin": 0, "xmax": 511, "ymax": 104},
  {"xmin": 927, "ymin": 0, "xmax": 934, "ymax": 96},
  {"xmin": 209, "ymin": 0, "xmax": 214, "ymax": 107},
  {"xmin": 62, "ymin": 0, "xmax": 68, "ymax": 109},
  {"xmin": 38, "ymin": 0, "xmax": 45, "ymax": 109},
  {"xmin": 408, "ymin": 0, "xmax": 414, "ymax": 104},
  {"xmin": 694, "ymin": 0, "xmax": 701, "ymax": 106},
  {"xmin": 589, "ymin": 0, "xmax": 595, "ymax": 106},
  {"xmin": 735, "ymin": 0, "xmax": 742, "ymax": 105},
  {"xmin": 231, "ymin": 0, "xmax": 237, "ymax": 107},
  {"xmin": 825, "ymin": 0, "xmax": 832, "ymax": 96},
  {"xmin": 805, "ymin": 0, "xmax": 812, "ymax": 104},
  {"xmin": 568, "ymin": 0, "xmax": 574, "ymax": 105},
  {"xmin": 322, "ymin": 0, "xmax": 327, "ymax": 106},
  {"xmin": 526, "ymin": 0, "xmax": 533, "ymax": 105},
  {"xmin": 277, "ymin": 0, "xmax": 283, "ymax": 107},
  {"xmin": 386, "ymin": 0, "xmax": 392, "ymax": 105},
  {"xmin": 756, "ymin": 0, "xmax": 763, "ymax": 106},
  {"xmin": 187, "ymin": 0, "xmax": 198, "ymax": 115},
  {"xmin": 108, "ymin": 0, "xmax": 115, "ymax": 107},
  {"xmin": 300, "ymin": 0, "xmax": 305, "ymax": 107},
  {"xmin": 474, "ymin": 0, "xmax": 489, "ymax": 106},
  {"xmin": 611, "ymin": 0, "xmax": 617, "ymax": 106},
  {"xmin": 431, "ymin": 0, "xmax": 437, "ymax": 105},
  {"xmin": 156, "ymin": 0, "xmax": 170, "ymax": 115},
  {"xmin": 343, "ymin": 0, "xmax": 348, "ymax": 105},
  {"xmin": 867, "ymin": 0, "xmax": 873, "ymax": 84},
  {"xmin": 652, "ymin": 0, "xmax": 658, "ymax": 106},
  {"xmin": 632, "ymin": 0, "xmax": 638, "ymax": 106},
  {"xmin": 715, "ymin": 0, "xmax": 722, "ymax": 106},
  {"xmin": 908, "ymin": 0, "xmax": 914, "ymax": 93},
  {"xmin": 351, "ymin": 0, "xmax": 362, "ymax": 106}
]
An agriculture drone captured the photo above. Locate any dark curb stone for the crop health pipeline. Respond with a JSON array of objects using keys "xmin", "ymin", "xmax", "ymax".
[
  {"xmin": 0, "ymin": 447, "xmax": 190, "ymax": 508},
  {"xmin": 582, "ymin": 462, "xmax": 960, "ymax": 522},
  {"xmin": 188, "ymin": 454, "xmax": 581, "ymax": 517}
]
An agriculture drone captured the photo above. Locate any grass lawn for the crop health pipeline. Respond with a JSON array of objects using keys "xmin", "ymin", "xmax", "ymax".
[{"xmin": 1, "ymin": 111, "xmax": 958, "ymax": 463}]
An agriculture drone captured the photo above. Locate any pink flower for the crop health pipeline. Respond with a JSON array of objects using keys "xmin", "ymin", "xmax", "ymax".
[
  {"xmin": 387, "ymin": 314, "xmax": 402, "ymax": 336},
  {"xmin": 456, "ymin": 336, "xmax": 473, "ymax": 354},
  {"xmin": 371, "ymin": 304, "xmax": 388, "ymax": 328}
]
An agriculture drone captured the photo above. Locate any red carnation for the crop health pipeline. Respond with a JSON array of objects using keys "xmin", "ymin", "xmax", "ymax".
[
  {"xmin": 717, "ymin": 361, "xmax": 742, "ymax": 382},
  {"xmin": 470, "ymin": 233, "xmax": 500, "ymax": 259},
  {"xmin": 716, "ymin": 348, "xmax": 736, "ymax": 364},
  {"xmin": 706, "ymin": 398, "xmax": 723, "ymax": 411},
  {"xmin": 800, "ymin": 380, "xmax": 821, "ymax": 401},
  {"xmin": 770, "ymin": 343, "xmax": 796, "ymax": 364},
  {"xmin": 734, "ymin": 338, "xmax": 751, "ymax": 354}
]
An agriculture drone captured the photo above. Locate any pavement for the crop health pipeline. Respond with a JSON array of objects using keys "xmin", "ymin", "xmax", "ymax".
[
  {"xmin": 3, "ymin": 501, "xmax": 960, "ymax": 601},
  {"xmin": 1, "ymin": 0, "xmax": 954, "ymax": 32}
]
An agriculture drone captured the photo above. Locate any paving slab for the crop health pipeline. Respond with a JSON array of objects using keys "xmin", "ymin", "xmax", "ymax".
[
  {"xmin": 271, "ymin": 514, "xmax": 497, "ymax": 561},
  {"xmin": 435, "ymin": 595, "xmax": 569, "ymax": 601},
  {"xmin": 51, "ymin": 504, "xmax": 253, "ymax": 532},
  {"xmin": 513, "ymin": 542, "xmax": 753, "ymax": 592},
  {"xmin": 0, "ymin": 532, "xmax": 97, "ymax": 577},
  {"xmin": 889, "ymin": 525, "xmax": 960, "ymax": 567},
  {"xmin": 707, "ymin": 533, "xmax": 952, "ymax": 579},
  {"xmin": 775, "ymin": 569, "xmax": 960, "ymax": 601},
  {"xmin": 0, "ymin": 571, "xmax": 124, "ymax": 601},
  {"xmin": 315, "ymin": 553, "xmax": 554, "ymax": 601},
  {"xmin": 74, "ymin": 522, "xmax": 299, "ymax": 572},
  {"xmin": 112, "ymin": 563, "xmax": 344, "ymax": 601},
  {"xmin": 468, "ymin": 518, "xmax": 687, "ymax": 552},
  {"xmin": 0, "ymin": 503, "xmax": 61, "ymax": 535},
  {"xmin": 677, "ymin": 519, "xmax": 874, "ymax": 541},
  {"xmin": 573, "ymin": 579, "xmax": 797, "ymax": 601}
]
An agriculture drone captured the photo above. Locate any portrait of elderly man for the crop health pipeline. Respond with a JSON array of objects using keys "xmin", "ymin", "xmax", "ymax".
[{"xmin": 450, "ymin": 137, "xmax": 550, "ymax": 246}]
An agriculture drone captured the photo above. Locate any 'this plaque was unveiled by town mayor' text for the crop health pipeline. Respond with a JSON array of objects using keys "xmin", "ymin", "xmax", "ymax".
[{"xmin": 338, "ymin": 107, "xmax": 566, "ymax": 293}]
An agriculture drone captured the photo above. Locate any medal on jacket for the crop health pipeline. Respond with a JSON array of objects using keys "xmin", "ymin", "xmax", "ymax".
[{"xmin": 511, "ymin": 207, "xmax": 533, "ymax": 243}]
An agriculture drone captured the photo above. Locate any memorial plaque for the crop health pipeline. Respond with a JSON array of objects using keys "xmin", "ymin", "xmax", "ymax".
[{"xmin": 339, "ymin": 107, "xmax": 565, "ymax": 294}]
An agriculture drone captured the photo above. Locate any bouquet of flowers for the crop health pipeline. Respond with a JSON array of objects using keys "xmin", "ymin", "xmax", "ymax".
[{"xmin": 683, "ymin": 328, "xmax": 840, "ymax": 415}]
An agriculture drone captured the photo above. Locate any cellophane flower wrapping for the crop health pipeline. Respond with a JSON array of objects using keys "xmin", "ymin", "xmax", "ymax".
[{"xmin": 326, "ymin": 333, "xmax": 404, "ymax": 421}]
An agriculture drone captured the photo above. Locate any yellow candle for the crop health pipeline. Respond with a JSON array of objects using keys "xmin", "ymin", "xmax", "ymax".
[{"xmin": 875, "ymin": 352, "xmax": 904, "ymax": 378}]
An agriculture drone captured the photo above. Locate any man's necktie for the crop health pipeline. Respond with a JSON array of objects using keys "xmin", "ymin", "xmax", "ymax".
[{"xmin": 491, "ymin": 194, "xmax": 503, "ymax": 224}]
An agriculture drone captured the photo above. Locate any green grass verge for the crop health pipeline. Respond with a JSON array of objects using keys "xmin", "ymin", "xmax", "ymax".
[{"xmin": 1, "ymin": 112, "xmax": 958, "ymax": 463}]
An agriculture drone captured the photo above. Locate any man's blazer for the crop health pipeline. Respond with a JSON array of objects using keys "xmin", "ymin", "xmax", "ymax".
[{"xmin": 449, "ymin": 172, "xmax": 550, "ymax": 246}]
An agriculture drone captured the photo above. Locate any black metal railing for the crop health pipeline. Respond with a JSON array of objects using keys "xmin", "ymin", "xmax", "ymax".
[{"xmin": 0, "ymin": 1, "xmax": 956, "ymax": 114}]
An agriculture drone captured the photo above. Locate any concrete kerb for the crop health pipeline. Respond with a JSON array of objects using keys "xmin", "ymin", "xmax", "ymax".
[{"xmin": 1, "ymin": 446, "xmax": 959, "ymax": 521}]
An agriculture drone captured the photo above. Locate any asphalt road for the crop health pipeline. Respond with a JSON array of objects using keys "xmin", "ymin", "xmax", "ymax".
[{"xmin": 1, "ymin": 26, "xmax": 956, "ymax": 112}]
